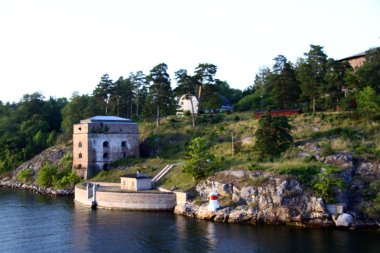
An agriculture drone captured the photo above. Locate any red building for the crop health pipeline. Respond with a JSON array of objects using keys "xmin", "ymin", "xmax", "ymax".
[{"xmin": 254, "ymin": 109, "xmax": 301, "ymax": 119}]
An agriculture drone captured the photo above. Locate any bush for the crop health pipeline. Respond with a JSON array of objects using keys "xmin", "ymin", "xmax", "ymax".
[
  {"xmin": 36, "ymin": 153, "xmax": 80, "ymax": 188},
  {"xmin": 312, "ymin": 166, "xmax": 345, "ymax": 204},
  {"xmin": 36, "ymin": 163, "xmax": 58, "ymax": 187},
  {"xmin": 17, "ymin": 169, "xmax": 34, "ymax": 183},
  {"xmin": 254, "ymin": 114, "xmax": 293, "ymax": 158},
  {"xmin": 320, "ymin": 142, "xmax": 334, "ymax": 156}
]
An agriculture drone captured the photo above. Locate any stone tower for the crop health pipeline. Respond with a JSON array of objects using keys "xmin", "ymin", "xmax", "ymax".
[{"xmin": 72, "ymin": 116, "xmax": 139, "ymax": 179}]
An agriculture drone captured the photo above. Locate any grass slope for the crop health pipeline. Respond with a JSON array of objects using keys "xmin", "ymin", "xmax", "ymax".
[{"xmin": 91, "ymin": 112, "xmax": 380, "ymax": 192}]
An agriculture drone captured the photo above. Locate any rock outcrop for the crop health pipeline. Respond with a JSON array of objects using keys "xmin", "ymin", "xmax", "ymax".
[
  {"xmin": 15, "ymin": 145, "xmax": 71, "ymax": 175},
  {"xmin": 175, "ymin": 167, "xmax": 380, "ymax": 228},
  {"xmin": 0, "ymin": 179, "xmax": 74, "ymax": 195},
  {"xmin": 0, "ymin": 144, "xmax": 73, "ymax": 195}
]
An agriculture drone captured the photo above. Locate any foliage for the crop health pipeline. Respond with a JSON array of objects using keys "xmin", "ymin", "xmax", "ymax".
[
  {"xmin": 319, "ymin": 141, "xmax": 334, "ymax": 157},
  {"xmin": 183, "ymin": 137, "xmax": 216, "ymax": 180},
  {"xmin": 312, "ymin": 166, "xmax": 345, "ymax": 204},
  {"xmin": 36, "ymin": 153, "xmax": 79, "ymax": 189},
  {"xmin": 145, "ymin": 63, "xmax": 175, "ymax": 126},
  {"xmin": 270, "ymin": 55, "xmax": 300, "ymax": 109},
  {"xmin": 363, "ymin": 179, "xmax": 380, "ymax": 218},
  {"xmin": 254, "ymin": 114, "xmax": 293, "ymax": 158},
  {"xmin": 356, "ymin": 86, "xmax": 380, "ymax": 121},
  {"xmin": 0, "ymin": 93, "xmax": 67, "ymax": 172},
  {"xmin": 36, "ymin": 162, "xmax": 58, "ymax": 187},
  {"xmin": 17, "ymin": 169, "xmax": 34, "ymax": 183}
]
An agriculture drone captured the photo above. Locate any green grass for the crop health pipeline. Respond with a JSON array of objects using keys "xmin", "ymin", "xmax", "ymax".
[{"xmin": 90, "ymin": 111, "xmax": 380, "ymax": 191}]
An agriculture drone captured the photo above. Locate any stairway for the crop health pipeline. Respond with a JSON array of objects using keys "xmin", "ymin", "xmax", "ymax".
[{"xmin": 151, "ymin": 164, "xmax": 174, "ymax": 183}]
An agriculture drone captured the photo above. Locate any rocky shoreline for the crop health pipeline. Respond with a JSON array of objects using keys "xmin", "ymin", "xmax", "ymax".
[
  {"xmin": 0, "ymin": 179, "xmax": 74, "ymax": 196},
  {"xmin": 174, "ymin": 166, "xmax": 380, "ymax": 229},
  {"xmin": 174, "ymin": 202, "xmax": 379, "ymax": 229}
]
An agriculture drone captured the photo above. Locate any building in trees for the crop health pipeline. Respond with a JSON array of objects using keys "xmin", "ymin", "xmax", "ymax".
[
  {"xmin": 339, "ymin": 51, "xmax": 366, "ymax": 70},
  {"xmin": 176, "ymin": 94, "xmax": 199, "ymax": 116},
  {"xmin": 72, "ymin": 116, "xmax": 139, "ymax": 179}
]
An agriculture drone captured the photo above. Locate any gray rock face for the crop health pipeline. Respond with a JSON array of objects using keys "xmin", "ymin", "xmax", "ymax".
[
  {"xmin": 335, "ymin": 213, "xmax": 353, "ymax": 227},
  {"xmin": 15, "ymin": 145, "xmax": 71, "ymax": 175},
  {"xmin": 324, "ymin": 153, "xmax": 354, "ymax": 168},
  {"xmin": 182, "ymin": 170, "xmax": 334, "ymax": 227}
]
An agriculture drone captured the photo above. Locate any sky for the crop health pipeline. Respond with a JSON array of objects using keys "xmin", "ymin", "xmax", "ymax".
[{"xmin": 0, "ymin": 0, "xmax": 379, "ymax": 103}]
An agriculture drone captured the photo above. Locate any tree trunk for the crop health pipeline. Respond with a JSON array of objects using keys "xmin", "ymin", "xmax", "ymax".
[
  {"xmin": 189, "ymin": 95, "xmax": 196, "ymax": 129},
  {"xmin": 197, "ymin": 84, "xmax": 202, "ymax": 115},
  {"xmin": 312, "ymin": 96, "xmax": 316, "ymax": 113},
  {"xmin": 156, "ymin": 103, "xmax": 160, "ymax": 127}
]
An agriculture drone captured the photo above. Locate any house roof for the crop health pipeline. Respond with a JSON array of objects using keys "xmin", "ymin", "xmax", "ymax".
[
  {"xmin": 120, "ymin": 172, "xmax": 151, "ymax": 179},
  {"xmin": 80, "ymin": 115, "xmax": 136, "ymax": 124},
  {"xmin": 339, "ymin": 51, "xmax": 366, "ymax": 62}
]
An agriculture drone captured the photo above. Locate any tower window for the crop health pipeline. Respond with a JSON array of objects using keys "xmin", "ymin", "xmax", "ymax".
[
  {"xmin": 103, "ymin": 163, "xmax": 109, "ymax": 170},
  {"xmin": 78, "ymin": 142, "xmax": 82, "ymax": 148},
  {"xmin": 103, "ymin": 152, "xmax": 108, "ymax": 159},
  {"xmin": 79, "ymin": 153, "xmax": 82, "ymax": 159},
  {"xmin": 121, "ymin": 141, "xmax": 126, "ymax": 147},
  {"xmin": 103, "ymin": 141, "xmax": 109, "ymax": 148}
]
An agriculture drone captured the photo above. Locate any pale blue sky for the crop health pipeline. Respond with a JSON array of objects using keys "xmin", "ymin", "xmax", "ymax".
[{"xmin": 0, "ymin": 0, "xmax": 379, "ymax": 103}]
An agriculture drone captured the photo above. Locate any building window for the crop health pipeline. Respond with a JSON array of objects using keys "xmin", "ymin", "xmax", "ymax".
[
  {"xmin": 121, "ymin": 141, "xmax": 126, "ymax": 147},
  {"xmin": 77, "ymin": 164, "xmax": 82, "ymax": 170},
  {"xmin": 78, "ymin": 127, "xmax": 82, "ymax": 131},
  {"xmin": 78, "ymin": 142, "xmax": 82, "ymax": 148},
  {"xmin": 103, "ymin": 141, "xmax": 109, "ymax": 148},
  {"xmin": 79, "ymin": 153, "xmax": 82, "ymax": 159},
  {"xmin": 103, "ymin": 152, "xmax": 108, "ymax": 159},
  {"xmin": 103, "ymin": 163, "xmax": 109, "ymax": 170}
]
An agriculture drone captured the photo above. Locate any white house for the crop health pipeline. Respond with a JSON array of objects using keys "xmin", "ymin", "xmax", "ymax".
[{"xmin": 176, "ymin": 94, "xmax": 199, "ymax": 116}]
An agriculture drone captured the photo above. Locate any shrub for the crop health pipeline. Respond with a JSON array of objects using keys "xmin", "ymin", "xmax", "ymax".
[
  {"xmin": 183, "ymin": 110, "xmax": 192, "ymax": 117},
  {"xmin": 320, "ymin": 142, "xmax": 334, "ymax": 156},
  {"xmin": 17, "ymin": 169, "xmax": 34, "ymax": 183},
  {"xmin": 254, "ymin": 114, "xmax": 293, "ymax": 158},
  {"xmin": 36, "ymin": 163, "xmax": 58, "ymax": 187},
  {"xmin": 312, "ymin": 166, "xmax": 345, "ymax": 204},
  {"xmin": 183, "ymin": 137, "xmax": 217, "ymax": 180}
]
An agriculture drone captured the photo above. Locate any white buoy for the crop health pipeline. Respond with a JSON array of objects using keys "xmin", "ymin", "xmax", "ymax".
[{"xmin": 207, "ymin": 183, "xmax": 219, "ymax": 211}]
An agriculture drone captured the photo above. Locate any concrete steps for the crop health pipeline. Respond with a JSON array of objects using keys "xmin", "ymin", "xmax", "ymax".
[{"xmin": 151, "ymin": 164, "xmax": 174, "ymax": 183}]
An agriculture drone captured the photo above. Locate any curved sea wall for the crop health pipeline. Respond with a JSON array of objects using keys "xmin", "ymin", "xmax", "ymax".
[{"xmin": 75, "ymin": 182, "xmax": 176, "ymax": 211}]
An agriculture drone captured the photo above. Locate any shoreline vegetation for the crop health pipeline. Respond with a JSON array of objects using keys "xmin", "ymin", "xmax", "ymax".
[
  {"xmin": 2, "ymin": 111, "xmax": 380, "ymax": 229},
  {"xmin": 1, "ymin": 45, "xmax": 380, "ymax": 229}
]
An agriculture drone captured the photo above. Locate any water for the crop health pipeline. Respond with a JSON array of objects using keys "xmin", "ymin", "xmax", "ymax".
[{"xmin": 0, "ymin": 188, "xmax": 379, "ymax": 253}]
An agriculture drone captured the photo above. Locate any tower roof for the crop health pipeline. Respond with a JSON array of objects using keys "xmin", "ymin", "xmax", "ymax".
[{"xmin": 80, "ymin": 115, "xmax": 135, "ymax": 124}]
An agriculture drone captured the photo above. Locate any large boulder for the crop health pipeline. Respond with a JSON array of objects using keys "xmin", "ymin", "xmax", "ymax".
[{"xmin": 335, "ymin": 213, "xmax": 353, "ymax": 227}]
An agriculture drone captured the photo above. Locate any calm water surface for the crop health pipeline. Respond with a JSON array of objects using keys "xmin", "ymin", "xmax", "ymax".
[{"xmin": 0, "ymin": 188, "xmax": 379, "ymax": 253}]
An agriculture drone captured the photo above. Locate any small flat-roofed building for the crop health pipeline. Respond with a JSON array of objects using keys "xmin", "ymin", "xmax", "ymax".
[
  {"xmin": 120, "ymin": 172, "xmax": 152, "ymax": 191},
  {"xmin": 73, "ymin": 115, "xmax": 139, "ymax": 179}
]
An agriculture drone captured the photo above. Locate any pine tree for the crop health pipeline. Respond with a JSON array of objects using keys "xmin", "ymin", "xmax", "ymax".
[{"xmin": 146, "ymin": 63, "xmax": 174, "ymax": 126}]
